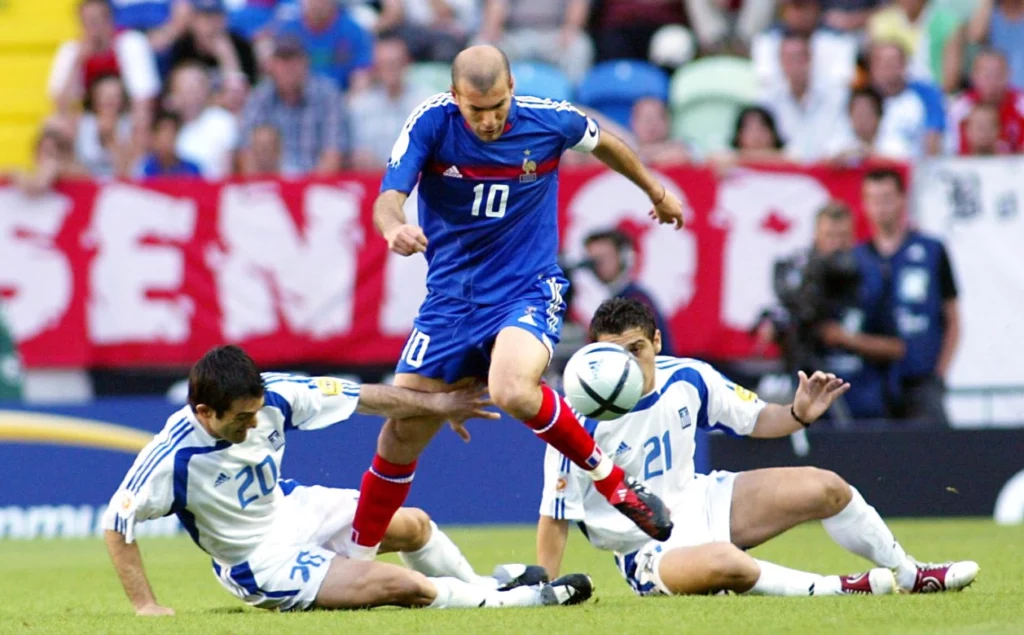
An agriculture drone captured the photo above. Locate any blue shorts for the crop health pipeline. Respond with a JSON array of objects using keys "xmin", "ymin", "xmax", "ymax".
[{"xmin": 395, "ymin": 274, "xmax": 569, "ymax": 384}]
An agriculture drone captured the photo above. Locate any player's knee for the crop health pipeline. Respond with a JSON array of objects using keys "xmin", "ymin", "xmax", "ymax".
[
  {"xmin": 705, "ymin": 543, "xmax": 758, "ymax": 590},
  {"xmin": 813, "ymin": 469, "xmax": 852, "ymax": 517},
  {"xmin": 406, "ymin": 508, "xmax": 433, "ymax": 551},
  {"xmin": 488, "ymin": 378, "xmax": 535, "ymax": 420}
]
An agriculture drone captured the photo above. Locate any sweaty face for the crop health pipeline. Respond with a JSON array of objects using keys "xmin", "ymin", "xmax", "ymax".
[
  {"xmin": 595, "ymin": 327, "xmax": 662, "ymax": 395},
  {"xmin": 203, "ymin": 396, "xmax": 265, "ymax": 444},
  {"xmin": 453, "ymin": 77, "xmax": 513, "ymax": 142}
]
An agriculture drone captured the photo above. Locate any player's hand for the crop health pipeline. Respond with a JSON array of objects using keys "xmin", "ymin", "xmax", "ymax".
[
  {"xmin": 793, "ymin": 370, "xmax": 850, "ymax": 425},
  {"xmin": 647, "ymin": 187, "xmax": 685, "ymax": 230},
  {"xmin": 385, "ymin": 224, "xmax": 428, "ymax": 256},
  {"xmin": 135, "ymin": 604, "xmax": 175, "ymax": 617},
  {"xmin": 431, "ymin": 386, "xmax": 500, "ymax": 443}
]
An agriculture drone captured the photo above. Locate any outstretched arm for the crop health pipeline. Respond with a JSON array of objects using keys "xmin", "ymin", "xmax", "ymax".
[
  {"xmin": 750, "ymin": 371, "xmax": 850, "ymax": 438},
  {"xmin": 591, "ymin": 130, "xmax": 685, "ymax": 229},
  {"xmin": 104, "ymin": 530, "xmax": 173, "ymax": 616},
  {"xmin": 356, "ymin": 384, "xmax": 499, "ymax": 423},
  {"xmin": 536, "ymin": 515, "xmax": 570, "ymax": 578}
]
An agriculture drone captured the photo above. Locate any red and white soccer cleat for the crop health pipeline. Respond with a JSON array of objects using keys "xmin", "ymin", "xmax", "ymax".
[
  {"xmin": 838, "ymin": 568, "xmax": 898, "ymax": 595},
  {"xmin": 908, "ymin": 560, "xmax": 980, "ymax": 593}
]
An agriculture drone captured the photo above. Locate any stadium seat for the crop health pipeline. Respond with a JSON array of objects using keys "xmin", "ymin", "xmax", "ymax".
[
  {"xmin": 668, "ymin": 56, "xmax": 758, "ymax": 154},
  {"xmin": 576, "ymin": 60, "xmax": 669, "ymax": 128},
  {"xmin": 511, "ymin": 62, "xmax": 572, "ymax": 101},
  {"xmin": 0, "ymin": 122, "xmax": 39, "ymax": 170},
  {"xmin": 406, "ymin": 62, "xmax": 452, "ymax": 96}
]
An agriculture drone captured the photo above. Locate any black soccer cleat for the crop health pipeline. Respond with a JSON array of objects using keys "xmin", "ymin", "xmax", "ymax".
[
  {"xmin": 540, "ymin": 573, "xmax": 594, "ymax": 606},
  {"xmin": 493, "ymin": 564, "xmax": 550, "ymax": 591},
  {"xmin": 607, "ymin": 475, "xmax": 673, "ymax": 541}
]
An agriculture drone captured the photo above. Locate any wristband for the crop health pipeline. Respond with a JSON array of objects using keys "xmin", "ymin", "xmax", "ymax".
[{"xmin": 791, "ymin": 405, "xmax": 811, "ymax": 428}]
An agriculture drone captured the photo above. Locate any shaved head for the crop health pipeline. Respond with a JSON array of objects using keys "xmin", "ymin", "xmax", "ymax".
[{"xmin": 451, "ymin": 45, "xmax": 511, "ymax": 95}]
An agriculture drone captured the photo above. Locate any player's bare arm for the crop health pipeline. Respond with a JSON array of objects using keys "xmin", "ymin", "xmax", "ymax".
[
  {"xmin": 373, "ymin": 189, "xmax": 427, "ymax": 256},
  {"xmin": 590, "ymin": 130, "xmax": 685, "ymax": 229},
  {"xmin": 357, "ymin": 383, "xmax": 500, "ymax": 424},
  {"xmin": 104, "ymin": 530, "xmax": 173, "ymax": 617},
  {"xmin": 536, "ymin": 515, "xmax": 570, "ymax": 578},
  {"xmin": 750, "ymin": 371, "xmax": 850, "ymax": 438}
]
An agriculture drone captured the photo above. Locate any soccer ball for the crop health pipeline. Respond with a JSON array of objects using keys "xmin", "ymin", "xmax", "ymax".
[{"xmin": 562, "ymin": 342, "xmax": 644, "ymax": 421}]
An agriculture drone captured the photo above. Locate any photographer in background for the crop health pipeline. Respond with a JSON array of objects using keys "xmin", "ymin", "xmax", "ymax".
[
  {"xmin": 758, "ymin": 202, "xmax": 905, "ymax": 424},
  {"xmin": 859, "ymin": 168, "xmax": 960, "ymax": 426},
  {"xmin": 582, "ymin": 230, "xmax": 674, "ymax": 356}
]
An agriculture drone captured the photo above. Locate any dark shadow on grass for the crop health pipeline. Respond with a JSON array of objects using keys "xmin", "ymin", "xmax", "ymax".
[{"xmin": 203, "ymin": 607, "xmax": 249, "ymax": 615}]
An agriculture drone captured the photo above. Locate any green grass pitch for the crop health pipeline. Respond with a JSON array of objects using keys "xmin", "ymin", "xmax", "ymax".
[{"xmin": 2, "ymin": 519, "xmax": 1021, "ymax": 635}]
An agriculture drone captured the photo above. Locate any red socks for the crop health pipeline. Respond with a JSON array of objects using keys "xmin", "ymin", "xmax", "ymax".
[{"xmin": 350, "ymin": 454, "xmax": 416, "ymax": 548}]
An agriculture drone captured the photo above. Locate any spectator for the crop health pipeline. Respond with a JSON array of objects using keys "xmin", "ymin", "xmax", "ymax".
[
  {"xmin": 968, "ymin": 0, "xmax": 1024, "ymax": 90},
  {"xmin": 684, "ymin": 0, "xmax": 776, "ymax": 56},
  {"xmin": 867, "ymin": 41, "xmax": 942, "ymax": 158},
  {"xmin": 751, "ymin": 0, "xmax": 858, "ymax": 91},
  {"xmin": 962, "ymin": 104, "xmax": 1004, "ymax": 155},
  {"xmin": 583, "ymin": 229, "xmax": 675, "ymax": 356},
  {"xmin": 629, "ymin": 97, "xmax": 690, "ymax": 165},
  {"xmin": 826, "ymin": 87, "xmax": 910, "ymax": 164},
  {"xmin": 759, "ymin": 33, "xmax": 850, "ymax": 163},
  {"xmin": 240, "ymin": 35, "xmax": 347, "ymax": 176},
  {"xmin": 821, "ymin": 0, "xmax": 881, "ymax": 37},
  {"xmin": 710, "ymin": 105, "xmax": 788, "ymax": 171},
  {"xmin": 48, "ymin": 0, "xmax": 161, "ymax": 131},
  {"xmin": 14, "ymin": 119, "xmax": 89, "ymax": 197},
  {"xmin": 375, "ymin": 0, "xmax": 478, "ymax": 62},
  {"xmin": 946, "ymin": 49, "xmax": 1024, "ymax": 155},
  {"xmin": 867, "ymin": 0, "xmax": 963, "ymax": 85},
  {"xmin": 168, "ymin": 0, "xmax": 259, "ymax": 88},
  {"xmin": 859, "ymin": 168, "xmax": 960, "ymax": 426},
  {"xmin": 75, "ymin": 74, "xmax": 134, "ymax": 178},
  {"xmin": 477, "ymin": 0, "xmax": 592, "ymax": 85},
  {"xmin": 590, "ymin": 0, "xmax": 685, "ymax": 65},
  {"xmin": 137, "ymin": 111, "xmax": 204, "ymax": 177},
  {"xmin": 165, "ymin": 62, "xmax": 239, "ymax": 179},
  {"xmin": 111, "ymin": 0, "xmax": 193, "ymax": 53},
  {"xmin": 244, "ymin": 124, "xmax": 283, "ymax": 176},
  {"xmin": 349, "ymin": 37, "xmax": 433, "ymax": 170},
  {"xmin": 272, "ymin": 0, "xmax": 373, "ymax": 92}
]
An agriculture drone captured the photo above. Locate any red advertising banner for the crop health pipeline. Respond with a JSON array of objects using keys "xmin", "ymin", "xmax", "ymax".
[{"xmin": 0, "ymin": 164, "xmax": 885, "ymax": 369}]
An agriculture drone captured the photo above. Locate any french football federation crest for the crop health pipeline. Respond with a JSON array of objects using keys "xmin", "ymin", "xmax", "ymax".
[{"xmin": 520, "ymin": 149, "xmax": 537, "ymax": 183}]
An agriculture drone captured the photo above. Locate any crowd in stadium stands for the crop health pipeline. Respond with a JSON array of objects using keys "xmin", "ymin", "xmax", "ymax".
[{"xmin": 11, "ymin": 0, "xmax": 1024, "ymax": 190}]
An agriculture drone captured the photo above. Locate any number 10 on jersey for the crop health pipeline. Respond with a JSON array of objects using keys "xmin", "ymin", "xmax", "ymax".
[{"xmin": 471, "ymin": 184, "xmax": 509, "ymax": 218}]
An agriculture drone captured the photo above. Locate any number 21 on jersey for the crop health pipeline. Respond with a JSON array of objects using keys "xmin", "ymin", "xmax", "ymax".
[{"xmin": 471, "ymin": 184, "xmax": 509, "ymax": 218}]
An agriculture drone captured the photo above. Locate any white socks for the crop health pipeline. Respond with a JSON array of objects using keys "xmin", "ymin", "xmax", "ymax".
[
  {"xmin": 586, "ymin": 454, "xmax": 614, "ymax": 481},
  {"xmin": 399, "ymin": 522, "xmax": 498, "ymax": 589},
  {"xmin": 745, "ymin": 559, "xmax": 836, "ymax": 596},
  {"xmin": 821, "ymin": 487, "xmax": 918, "ymax": 589},
  {"xmin": 427, "ymin": 577, "xmax": 542, "ymax": 609}
]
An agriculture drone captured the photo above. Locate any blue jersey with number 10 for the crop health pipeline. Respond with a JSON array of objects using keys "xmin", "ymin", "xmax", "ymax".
[{"xmin": 380, "ymin": 93, "xmax": 601, "ymax": 305}]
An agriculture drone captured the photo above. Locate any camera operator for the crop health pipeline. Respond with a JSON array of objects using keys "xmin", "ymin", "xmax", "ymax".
[
  {"xmin": 578, "ymin": 229, "xmax": 675, "ymax": 356},
  {"xmin": 759, "ymin": 202, "xmax": 905, "ymax": 424}
]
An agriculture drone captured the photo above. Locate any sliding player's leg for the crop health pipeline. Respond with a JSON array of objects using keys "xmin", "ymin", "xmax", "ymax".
[
  {"xmin": 488, "ymin": 325, "xmax": 671, "ymax": 540},
  {"xmin": 648, "ymin": 542, "xmax": 895, "ymax": 597},
  {"xmin": 380, "ymin": 507, "xmax": 548, "ymax": 589},
  {"xmin": 729, "ymin": 467, "xmax": 978, "ymax": 592}
]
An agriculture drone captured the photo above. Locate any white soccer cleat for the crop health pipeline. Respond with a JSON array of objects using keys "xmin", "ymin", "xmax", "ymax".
[
  {"xmin": 836, "ymin": 568, "xmax": 898, "ymax": 595},
  {"xmin": 907, "ymin": 559, "xmax": 980, "ymax": 593}
]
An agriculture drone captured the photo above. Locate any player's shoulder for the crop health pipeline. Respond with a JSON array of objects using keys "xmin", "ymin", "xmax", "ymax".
[
  {"xmin": 405, "ymin": 92, "xmax": 458, "ymax": 124},
  {"xmin": 652, "ymin": 356, "xmax": 726, "ymax": 396},
  {"xmin": 513, "ymin": 96, "xmax": 587, "ymax": 125},
  {"xmin": 261, "ymin": 372, "xmax": 316, "ymax": 403}
]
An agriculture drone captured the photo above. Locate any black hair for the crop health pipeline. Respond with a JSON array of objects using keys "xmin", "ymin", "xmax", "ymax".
[
  {"xmin": 187, "ymin": 345, "xmax": 264, "ymax": 417},
  {"xmin": 816, "ymin": 200, "xmax": 852, "ymax": 223},
  {"xmin": 848, "ymin": 86, "xmax": 883, "ymax": 116},
  {"xmin": 864, "ymin": 167, "xmax": 905, "ymax": 193},
  {"xmin": 589, "ymin": 298, "xmax": 657, "ymax": 342},
  {"xmin": 152, "ymin": 109, "xmax": 183, "ymax": 132},
  {"xmin": 83, "ymin": 73, "xmax": 125, "ymax": 114},
  {"xmin": 731, "ymin": 105, "xmax": 784, "ymax": 150},
  {"xmin": 584, "ymin": 229, "xmax": 634, "ymax": 252}
]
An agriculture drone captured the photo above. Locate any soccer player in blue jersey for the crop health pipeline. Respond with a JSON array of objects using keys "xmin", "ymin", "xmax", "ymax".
[{"xmin": 346, "ymin": 45, "xmax": 686, "ymax": 560}]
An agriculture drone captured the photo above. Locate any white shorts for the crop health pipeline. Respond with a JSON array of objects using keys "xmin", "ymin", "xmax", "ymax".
[
  {"xmin": 615, "ymin": 470, "xmax": 737, "ymax": 596},
  {"xmin": 212, "ymin": 485, "xmax": 359, "ymax": 611}
]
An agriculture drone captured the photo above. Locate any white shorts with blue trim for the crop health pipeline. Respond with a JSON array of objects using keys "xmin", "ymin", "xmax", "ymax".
[
  {"xmin": 212, "ymin": 484, "xmax": 359, "ymax": 611},
  {"xmin": 615, "ymin": 470, "xmax": 737, "ymax": 596}
]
